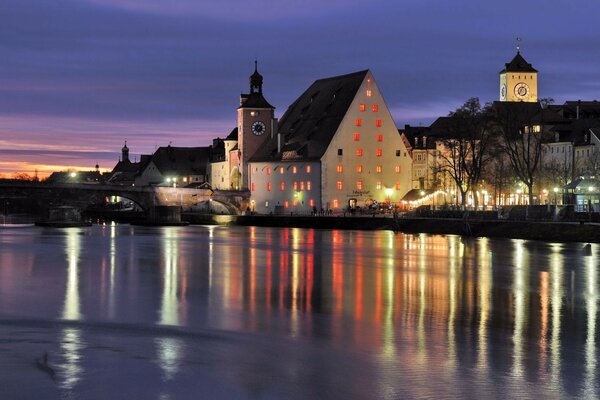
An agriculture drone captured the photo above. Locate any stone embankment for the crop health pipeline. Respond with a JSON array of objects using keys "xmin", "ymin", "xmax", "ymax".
[{"xmin": 182, "ymin": 213, "xmax": 600, "ymax": 243}]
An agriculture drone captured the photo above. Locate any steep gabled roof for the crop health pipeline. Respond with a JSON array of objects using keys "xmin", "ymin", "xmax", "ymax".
[
  {"xmin": 149, "ymin": 146, "xmax": 210, "ymax": 176},
  {"xmin": 250, "ymin": 70, "xmax": 369, "ymax": 162},
  {"xmin": 500, "ymin": 52, "xmax": 537, "ymax": 73},
  {"xmin": 226, "ymin": 127, "xmax": 238, "ymax": 141}
]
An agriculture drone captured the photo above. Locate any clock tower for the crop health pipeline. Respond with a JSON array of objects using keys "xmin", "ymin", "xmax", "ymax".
[
  {"xmin": 499, "ymin": 45, "xmax": 538, "ymax": 102},
  {"xmin": 236, "ymin": 61, "xmax": 276, "ymax": 190}
]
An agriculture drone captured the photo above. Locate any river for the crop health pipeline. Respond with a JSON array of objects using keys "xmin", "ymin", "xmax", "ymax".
[{"xmin": 0, "ymin": 224, "xmax": 598, "ymax": 399}]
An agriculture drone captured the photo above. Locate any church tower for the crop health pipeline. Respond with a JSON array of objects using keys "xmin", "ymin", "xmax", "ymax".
[
  {"xmin": 236, "ymin": 61, "xmax": 276, "ymax": 190},
  {"xmin": 121, "ymin": 141, "xmax": 130, "ymax": 163},
  {"xmin": 499, "ymin": 41, "xmax": 538, "ymax": 102}
]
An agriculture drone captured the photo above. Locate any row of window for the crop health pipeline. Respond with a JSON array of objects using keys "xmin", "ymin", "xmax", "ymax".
[
  {"xmin": 359, "ymin": 104, "xmax": 379, "ymax": 112},
  {"xmin": 252, "ymin": 181, "xmax": 313, "ymax": 192},
  {"xmin": 264, "ymin": 165, "xmax": 312, "ymax": 175},
  {"xmin": 270, "ymin": 199, "xmax": 317, "ymax": 209},
  {"xmin": 336, "ymin": 165, "xmax": 401, "ymax": 173},
  {"xmin": 353, "ymin": 133, "xmax": 383, "ymax": 142},
  {"xmin": 355, "ymin": 118, "xmax": 382, "ymax": 127},
  {"xmin": 337, "ymin": 181, "xmax": 402, "ymax": 190},
  {"xmin": 338, "ymin": 149, "xmax": 404, "ymax": 157}
]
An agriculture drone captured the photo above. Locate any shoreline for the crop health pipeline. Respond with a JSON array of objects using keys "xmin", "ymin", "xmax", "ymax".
[{"xmin": 183, "ymin": 213, "xmax": 600, "ymax": 243}]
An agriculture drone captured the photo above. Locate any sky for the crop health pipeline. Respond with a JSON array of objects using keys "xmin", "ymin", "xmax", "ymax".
[{"xmin": 1, "ymin": 0, "xmax": 599, "ymax": 177}]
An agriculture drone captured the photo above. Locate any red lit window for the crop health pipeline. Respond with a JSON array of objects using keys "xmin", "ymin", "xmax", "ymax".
[
  {"xmin": 293, "ymin": 181, "xmax": 298, "ymax": 190},
  {"xmin": 293, "ymin": 200, "xmax": 298, "ymax": 207},
  {"xmin": 356, "ymin": 180, "xmax": 363, "ymax": 190},
  {"xmin": 376, "ymin": 148, "xmax": 382, "ymax": 157},
  {"xmin": 284, "ymin": 201, "xmax": 289, "ymax": 208},
  {"xmin": 395, "ymin": 182, "xmax": 401, "ymax": 190},
  {"xmin": 337, "ymin": 164, "xmax": 343, "ymax": 173},
  {"xmin": 307, "ymin": 181, "xmax": 312, "ymax": 190},
  {"xmin": 359, "ymin": 104, "xmax": 366, "ymax": 112},
  {"xmin": 372, "ymin": 104, "xmax": 379, "ymax": 112},
  {"xmin": 309, "ymin": 199, "xmax": 315, "ymax": 207},
  {"xmin": 356, "ymin": 165, "xmax": 363, "ymax": 173},
  {"xmin": 306, "ymin": 165, "xmax": 311, "ymax": 173},
  {"xmin": 356, "ymin": 148, "xmax": 363, "ymax": 157},
  {"xmin": 366, "ymin": 89, "xmax": 372, "ymax": 97},
  {"xmin": 376, "ymin": 181, "xmax": 382, "ymax": 190},
  {"xmin": 337, "ymin": 181, "xmax": 343, "ymax": 190},
  {"xmin": 266, "ymin": 167, "xmax": 271, "ymax": 175},
  {"xmin": 333, "ymin": 199, "xmax": 339, "ymax": 208},
  {"xmin": 375, "ymin": 119, "xmax": 382, "ymax": 127},
  {"xmin": 267, "ymin": 182, "xmax": 272, "ymax": 191},
  {"xmin": 251, "ymin": 182, "xmax": 255, "ymax": 191},
  {"xmin": 376, "ymin": 165, "xmax": 382, "ymax": 173},
  {"xmin": 355, "ymin": 118, "xmax": 362, "ymax": 127},
  {"xmin": 300, "ymin": 181, "xmax": 305, "ymax": 190},
  {"xmin": 280, "ymin": 182, "xmax": 285, "ymax": 191},
  {"xmin": 280, "ymin": 167, "xmax": 284, "ymax": 174},
  {"xmin": 377, "ymin": 134, "xmax": 383, "ymax": 142},
  {"xmin": 354, "ymin": 133, "xmax": 360, "ymax": 141},
  {"xmin": 292, "ymin": 166, "xmax": 297, "ymax": 174}
]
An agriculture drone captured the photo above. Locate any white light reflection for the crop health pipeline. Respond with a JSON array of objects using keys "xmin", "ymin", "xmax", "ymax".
[
  {"xmin": 511, "ymin": 240, "xmax": 528, "ymax": 380},
  {"xmin": 108, "ymin": 221, "xmax": 117, "ymax": 319},
  {"xmin": 549, "ymin": 245, "xmax": 564, "ymax": 391},
  {"xmin": 582, "ymin": 250, "xmax": 598, "ymax": 398},
  {"xmin": 477, "ymin": 238, "xmax": 492, "ymax": 379},
  {"xmin": 60, "ymin": 229, "xmax": 84, "ymax": 391},
  {"xmin": 156, "ymin": 228, "xmax": 182, "ymax": 382}
]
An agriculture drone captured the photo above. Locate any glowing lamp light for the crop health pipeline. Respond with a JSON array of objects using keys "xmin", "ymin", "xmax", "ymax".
[
  {"xmin": 70, "ymin": 172, "xmax": 77, "ymax": 178},
  {"xmin": 553, "ymin": 187, "xmax": 559, "ymax": 193},
  {"xmin": 589, "ymin": 186, "xmax": 595, "ymax": 192}
]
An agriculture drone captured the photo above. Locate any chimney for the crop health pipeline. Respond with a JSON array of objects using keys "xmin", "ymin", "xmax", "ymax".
[{"xmin": 414, "ymin": 137, "xmax": 418, "ymax": 147}]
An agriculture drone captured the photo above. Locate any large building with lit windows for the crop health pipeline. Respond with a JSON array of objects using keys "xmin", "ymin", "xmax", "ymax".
[{"xmin": 247, "ymin": 70, "xmax": 412, "ymax": 214}]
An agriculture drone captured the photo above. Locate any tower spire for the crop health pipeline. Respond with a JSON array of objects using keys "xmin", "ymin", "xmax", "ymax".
[
  {"xmin": 516, "ymin": 36, "xmax": 521, "ymax": 53},
  {"xmin": 250, "ymin": 59, "xmax": 263, "ymax": 94}
]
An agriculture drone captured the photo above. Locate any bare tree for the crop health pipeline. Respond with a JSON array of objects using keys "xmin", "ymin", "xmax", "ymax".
[
  {"xmin": 12, "ymin": 172, "xmax": 33, "ymax": 181},
  {"xmin": 437, "ymin": 98, "xmax": 495, "ymax": 209},
  {"xmin": 494, "ymin": 99, "xmax": 551, "ymax": 205}
]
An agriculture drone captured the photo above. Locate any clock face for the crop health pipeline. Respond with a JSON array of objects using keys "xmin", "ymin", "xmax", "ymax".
[
  {"xmin": 251, "ymin": 121, "xmax": 266, "ymax": 136},
  {"xmin": 500, "ymin": 84, "xmax": 507, "ymax": 100},
  {"xmin": 514, "ymin": 82, "xmax": 530, "ymax": 99}
]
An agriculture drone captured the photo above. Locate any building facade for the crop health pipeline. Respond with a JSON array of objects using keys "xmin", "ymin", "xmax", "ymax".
[{"xmin": 248, "ymin": 70, "xmax": 412, "ymax": 214}]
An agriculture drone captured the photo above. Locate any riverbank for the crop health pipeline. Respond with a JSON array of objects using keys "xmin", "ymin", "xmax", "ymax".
[{"xmin": 183, "ymin": 213, "xmax": 600, "ymax": 243}]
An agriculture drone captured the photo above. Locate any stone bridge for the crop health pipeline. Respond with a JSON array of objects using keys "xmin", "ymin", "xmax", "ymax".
[{"xmin": 0, "ymin": 182, "xmax": 250, "ymax": 215}]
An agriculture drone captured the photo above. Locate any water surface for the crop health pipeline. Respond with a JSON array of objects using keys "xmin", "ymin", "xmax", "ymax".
[{"xmin": 0, "ymin": 225, "xmax": 598, "ymax": 399}]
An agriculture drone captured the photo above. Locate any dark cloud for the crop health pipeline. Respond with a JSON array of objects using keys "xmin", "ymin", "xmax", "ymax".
[{"xmin": 1, "ymin": 0, "xmax": 600, "ymax": 174}]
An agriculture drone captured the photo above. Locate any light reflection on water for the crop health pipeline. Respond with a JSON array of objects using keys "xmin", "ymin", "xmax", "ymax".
[{"xmin": 0, "ymin": 225, "xmax": 599, "ymax": 399}]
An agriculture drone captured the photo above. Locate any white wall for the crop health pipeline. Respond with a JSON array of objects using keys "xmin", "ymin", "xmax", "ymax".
[
  {"xmin": 248, "ymin": 161, "xmax": 321, "ymax": 214},
  {"xmin": 320, "ymin": 71, "xmax": 412, "ymax": 211}
]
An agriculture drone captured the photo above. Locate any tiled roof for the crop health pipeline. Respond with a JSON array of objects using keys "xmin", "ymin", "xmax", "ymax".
[
  {"xmin": 250, "ymin": 70, "xmax": 368, "ymax": 162},
  {"xmin": 500, "ymin": 52, "xmax": 537, "ymax": 73},
  {"xmin": 149, "ymin": 146, "xmax": 210, "ymax": 176},
  {"xmin": 239, "ymin": 92, "xmax": 275, "ymax": 109}
]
